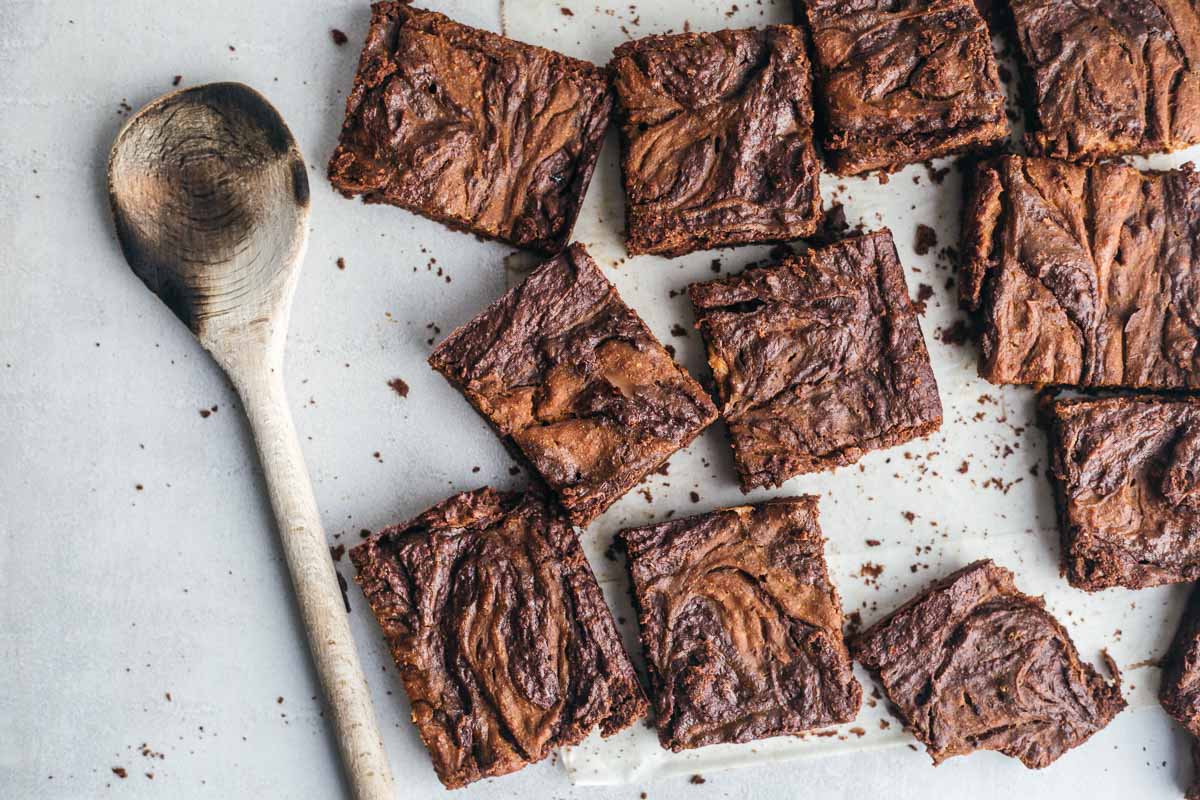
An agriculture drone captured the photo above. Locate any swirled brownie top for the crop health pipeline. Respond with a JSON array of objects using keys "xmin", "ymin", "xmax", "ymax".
[
  {"xmin": 619, "ymin": 497, "xmax": 861, "ymax": 751},
  {"xmin": 851, "ymin": 559, "xmax": 1125, "ymax": 768},
  {"xmin": 796, "ymin": 0, "xmax": 1007, "ymax": 175},
  {"xmin": 609, "ymin": 26, "xmax": 822, "ymax": 257},
  {"xmin": 350, "ymin": 488, "xmax": 647, "ymax": 789},
  {"xmin": 327, "ymin": 3, "xmax": 612, "ymax": 254},
  {"xmin": 1161, "ymin": 586, "xmax": 1200, "ymax": 798},
  {"xmin": 1046, "ymin": 396, "xmax": 1200, "ymax": 591},
  {"xmin": 1010, "ymin": 0, "xmax": 1200, "ymax": 161},
  {"xmin": 689, "ymin": 230, "xmax": 942, "ymax": 491},
  {"xmin": 961, "ymin": 156, "xmax": 1200, "ymax": 389},
  {"xmin": 429, "ymin": 244, "xmax": 716, "ymax": 526}
]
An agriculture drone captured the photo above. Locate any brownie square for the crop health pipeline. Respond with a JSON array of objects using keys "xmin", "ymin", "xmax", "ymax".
[
  {"xmin": 961, "ymin": 155, "xmax": 1200, "ymax": 389},
  {"xmin": 619, "ymin": 497, "xmax": 861, "ymax": 751},
  {"xmin": 689, "ymin": 230, "xmax": 942, "ymax": 491},
  {"xmin": 1161, "ymin": 586, "xmax": 1200, "ymax": 798},
  {"xmin": 1010, "ymin": 0, "xmax": 1200, "ymax": 162},
  {"xmin": 1046, "ymin": 395, "xmax": 1200, "ymax": 591},
  {"xmin": 429, "ymin": 244, "xmax": 716, "ymax": 525},
  {"xmin": 609, "ymin": 26, "xmax": 822, "ymax": 257},
  {"xmin": 796, "ymin": 0, "xmax": 1007, "ymax": 175},
  {"xmin": 327, "ymin": 3, "xmax": 612, "ymax": 254},
  {"xmin": 851, "ymin": 560, "xmax": 1125, "ymax": 768},
  {"xmin": 350, "ymin": 488, "xmax": 647, "ymax": 789}
]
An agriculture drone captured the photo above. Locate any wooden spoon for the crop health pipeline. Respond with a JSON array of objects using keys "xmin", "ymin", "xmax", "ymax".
[{"xmin": 107, "ymin": 82, "xmax": 394, "ymax": 800}]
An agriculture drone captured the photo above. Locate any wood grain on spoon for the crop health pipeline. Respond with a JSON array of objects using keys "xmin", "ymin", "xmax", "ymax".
[{"xmin": 107, "ymin": 82, "xmax": 394, "ymax": 800}]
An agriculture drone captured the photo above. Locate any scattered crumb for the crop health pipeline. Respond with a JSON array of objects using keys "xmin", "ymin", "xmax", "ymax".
[
  {"xmin": 914, "ymin": 224, "xmax": 938, "ymax": 256},
  {"xmin": 689, "ymin": 491, "xmax": 700, "ymax": 503},
  {"xmin": 561, "ymin": 5, "xmax": 574, "ymax": 15},
  {"xmin": 336, "ymin": 257, "xmax": 346, "ymax": 270},
  {"xmin": 387, "ymin": 378, "xmax": 410, "ymax": 398},
  {"xmin": 865, "ymin": 539, "xmax": 881, "ymax": 547},
  {"xmin": 172, "ymin": 75, "xmax": 182, "ymax": 86},
  {"xmin": 330, "ymin": 544, "xmax": 345, "ymax": 562},
  {"xmin": 331, "ymin": 28, "xmax": 348, "ymax": 46},
  {"xmin": 689, "ymin": 774, "xmax": 706, "ymax": 785},
  {"xmin": 112, "ymin": 768, "xmax": 127, "ymax": 779},
  {"xmin": 937, "ymin": 320, "xmax": 972, "ymax": 347},
  {"xmin": 670, "ymin": 323, "xmax": 688, "ymax": 337}
]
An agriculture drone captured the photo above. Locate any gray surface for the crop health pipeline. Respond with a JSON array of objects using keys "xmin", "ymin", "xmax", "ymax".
[{"xmin": 0, "ymin": 1, "xmax": 1194, "ymax": 798}]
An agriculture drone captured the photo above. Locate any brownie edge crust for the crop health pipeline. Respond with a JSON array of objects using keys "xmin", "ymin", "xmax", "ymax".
[
  {"xmin": 430, "ymin": 243, "xmax": 717, "ymax": 526},
  {"xmin": 1161, "ymin": 586, "xmax": 1200, "ymax": 799},
  {"xmin": 327, "ymin": 3, "xmax": 612, "ymax": 254},
  {"xmin": 620, "ymin": 497, "xmax": 862, "ymax": 751},
  {"xmin": 350, "ymin": 488, "xmax": 647, "ymax": 788},
  {"xmin": 851, "ymin": 560, "xmax": 1125, "ymax": 768}
]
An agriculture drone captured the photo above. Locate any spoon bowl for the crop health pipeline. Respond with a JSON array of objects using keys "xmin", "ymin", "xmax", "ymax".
[{"xmin": 108, "ymin": 82, "xmax": 394, "ymax": 800}]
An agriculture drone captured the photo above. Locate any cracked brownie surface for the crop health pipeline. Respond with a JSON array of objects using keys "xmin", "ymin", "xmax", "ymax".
[
  {"xmin": 1046, "ymin": 395, "xmax": 1200, "ymax": 591},
  {"xmin": 1161, "ymin": 586, "xmax": 1200, "ymax": 799},
  {"xmin": 350, "ymin": 488, "xmax": 647, "ymax": 788},
  {"xmin": 327, "ymin": 3, "xmax": 612, "ymax": 254},
  {"xmin": 619, "ymin": 497, "xmax": 861, "ymax": 751},
  {"xmin": 610, "ymin": 26, "xmax": 822, "ymax": 257},
  {"xmin": 796, "ymin": 0, "xmax": 1007, "ymax": 175},
  {"xmin": 1011, "ymin": 0, "xmax": 1200, "ymax": 162},
  {"xmin": 961, "ymin": 156, "xmax": 1200, "ymax": 388},
  {"xmin": 429, "ymin": 244, "xmax": 716, "ymax": 525},
  {"xmin": 689, "ymin": 230, "xmax": 942, "ymax": 491},
  {"xmin": 851, "ymin": 560, "xmax": 1125, "ymax": 768}
]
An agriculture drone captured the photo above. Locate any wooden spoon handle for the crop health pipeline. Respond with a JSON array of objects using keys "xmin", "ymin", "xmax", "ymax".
[{"xmin": 234, "ymin": 358, "xmax": 395, "ymax": 800}]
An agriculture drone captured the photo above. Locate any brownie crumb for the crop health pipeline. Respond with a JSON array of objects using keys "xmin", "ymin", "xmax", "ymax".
[
  {"xmin": 911, "ymin": 282, "xmax": 934, "ymax": 315},
  {"xmin": 689, "ymin": 491, "xmax": 700, "ymax": 503},
  {"xmin": 112, "ymin": 767, "xmax": 127, "ymax": 779},
  {"xmin": 199, "ymin": 408, "xmax": 211, "ymax": 418},
  {"xmin": 670, "ymin": 323, "xmax": 688, "ymax": 337},
  {"xmin": 937, "ymin": 319, "xmax": 972, "ymax": 347},
  {"xmin": 958, "ymin": 461, "xmax": 970, "ymax": 474},
  {"xmin": 172, "ymin": 75, "xmax": 182, "ymax": 86},
  {"xmin": 330, "ymin": 544, "xmax": 346, "ymax": 562},
  {"xmin": 336, "ymin": 257, "xmax": 346, "ymax": 270},
  {"xmin": 689, "ymin": 774, "xmax": 706, "ymax": 785},
  {"xmin": 865, "ymin": 539, "xmax": 881, "ymax": 547},
  {"xmin": 901, "ymin": 511, "xmax": 916, "ymax": 523},
  {"xmin": 860, "ymin": 562, "xmax": 884, "ymax": 579},
  {"xmin": 560, "ymin": 6, "xmax": 574, "ymax": 15},
  {"xmin": 331, "ymin": 28, "xmax": 348, "ymax": 46},
  {"xmin": 508, "ymin": 466, "xmax": 521, "ymax": 476},
  {"xmin": 387, "ymin": 378, "xmax": 409, "ymax": 398},
  {"xmin": 914, "ymin": 224, "xmax": 937, "ymax": 256}
]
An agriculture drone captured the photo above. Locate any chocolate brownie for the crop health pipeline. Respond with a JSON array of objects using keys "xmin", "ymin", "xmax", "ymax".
[
  {"xmin": 327, "ymin": 3, "xmax": 612, "ymax": 254},
  {"xmin": 1161, "ymin": 586, "xmax": 1200, "ymax": 799},
  {"xmin": 350, "ymin": 488, "xmax": 647, "ymax": 788},
  {"xmin": 689, "ymin": 230, "xmax": 942, "ymax": 491},
  {"xmin": 851, "ymin": 560, "xmax": 1125, "ymax": 768},
  {"xmin": 962, "ymin": 155, "xmax": 1200, "ymax": 388},
  {"xmin": 1010, "ymin": 0, "xmax": 1200, "ymax": 162},
  {"xmin": 609, "ymin": 26, "xmax": 822, "ymax": 256},
  {"xmin": 429, "ymin": 244, "xmax": 716, "ymax": 525},
  {"xmin": 796, "ymin": 0, "xmax": 1007, "ymax": 175},
  {"xmin": 1046, "ymin": 395, "xmax": 1200, "ymax": 591},
  {"xmin": 619, "ymin": 497, "xmax": 861, "ymax": 751}
]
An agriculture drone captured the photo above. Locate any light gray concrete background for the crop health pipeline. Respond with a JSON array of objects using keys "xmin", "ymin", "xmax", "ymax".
[{"xmin": 2, "ymin": 1, "xmax": 1196, "ymax": 798}]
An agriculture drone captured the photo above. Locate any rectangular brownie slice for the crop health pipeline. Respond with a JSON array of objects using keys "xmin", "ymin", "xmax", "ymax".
[
  {"xmin": 618, "ymin": 497, "xmax": 861, "ymax": 751},
  {"xmin": 1045, "ymin": 395, "xmax": 1200, "ymax": 591},
  {"xmin": 429, "ymin": 243, "xmax": 716, "ymax": 525},
  {"xmin": 851, "ymin": 560, "xmax": 1125, "ymax": 768},
  {"xmin": 961, "ymin": 155, "xmax": 1200, "ymax": 388},
  {"xmin": 327, "ymin": 3, "xmax": 612, "ymax": 254},
  {"xmin": 796, "ymin": 0, "xmax": 1007, "ymax": 175},
  {"xmin": 1010, "ymin": 0, "xmax": 1200, "ymax": 162},
  {"xmin": 689, "ymin": 230, "xmax": 942, "ymax": 491},
  {"xmin": 609, "ymin": 26, "xmax": 822, "ymax": 257},
  {"xmin": 1161, "ymin": 586, "xmax": 1200, "ymax": 799},
  {"xmin": 350, "ymin": 488, "xmax": 647, "ymax": 789}
]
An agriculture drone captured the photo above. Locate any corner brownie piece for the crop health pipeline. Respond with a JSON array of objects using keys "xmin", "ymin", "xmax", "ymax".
[
  {"xmin": 961, "ymin": 156, "xmax": 1200, "ymax": 388},
  {"xmin": 619, "ymin": 497, "xmax": 861, "ymax": 751},
  {"xmin": 351, "ymin": 488, "xmax": 647, "ymax": 788},
  {"xmin": 1046, "ymin": 395, "xmax": 1200, "ymax": 591},
  {"xmin": 796, "ymin": 0, "xmax": 1007, "ymax": 175},
  {"xmin": 610, "ymin": 26, "xmax": 822, "ymax": 256},
  {"xmin": 851, "ymin": 560, "xmax": 1125, "ymax": 768},
  {"xmin": 327, "ymin": 3, "xmax": 612, "ymax": 254},
  {"xmin": 1010, "ymin": 0, "xmax": 1200, "ymax": 162},
  {"xmin": 689, "ymin": 230, "xmax": 942, "ymax": 491},
  {"xmin": 1161, "ymin": 587, "xmax": 1200, "ymax": 799},
  {"xmin": 429, "ymin": 244, "xmax": 716, "ymax": 525}
]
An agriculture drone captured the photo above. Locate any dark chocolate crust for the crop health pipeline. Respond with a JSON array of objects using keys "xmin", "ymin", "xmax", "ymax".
[
  {"xmin": 327, "ymin": 3, "xmax": 612, "ymax": 254},
  {"xmin": 1010, "ymin": 0, "xmax": 1200, "ymax": 162},
  {"xmin": 429, "ymin": 244, "xmax": 717, "ymax": 525},
  {"xmin": 1161, "ymin": 586, "xmax": 1200, "ymax": 799},
  {"xmin": 610, "ymin": 26, "xmax": 822, "ymax": 257},
  {"xmin": 851, "ymin": 560, "xmax": 1125, "ymax": 768},
  {"xmin": 350, "ymin": 488, "xmax": 647, "ymax": 789},
  {"xmin": 619, "ymin": 497, "xmax": 861, "ymax": 751},
  {"xmin": 961, "ymin": 155, "xmax": 1200, "ymax": 389},
  {"xmin": 1046, "ymin": 395, "xmax": 1200, "ymax": 591},
  {"xmin": 797, "ymin": 0, "xmax": 1007, "ymax": 175},
  {"xmin": 689, "ymin": 230, "xmax": 942, "ymax": 491}
]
